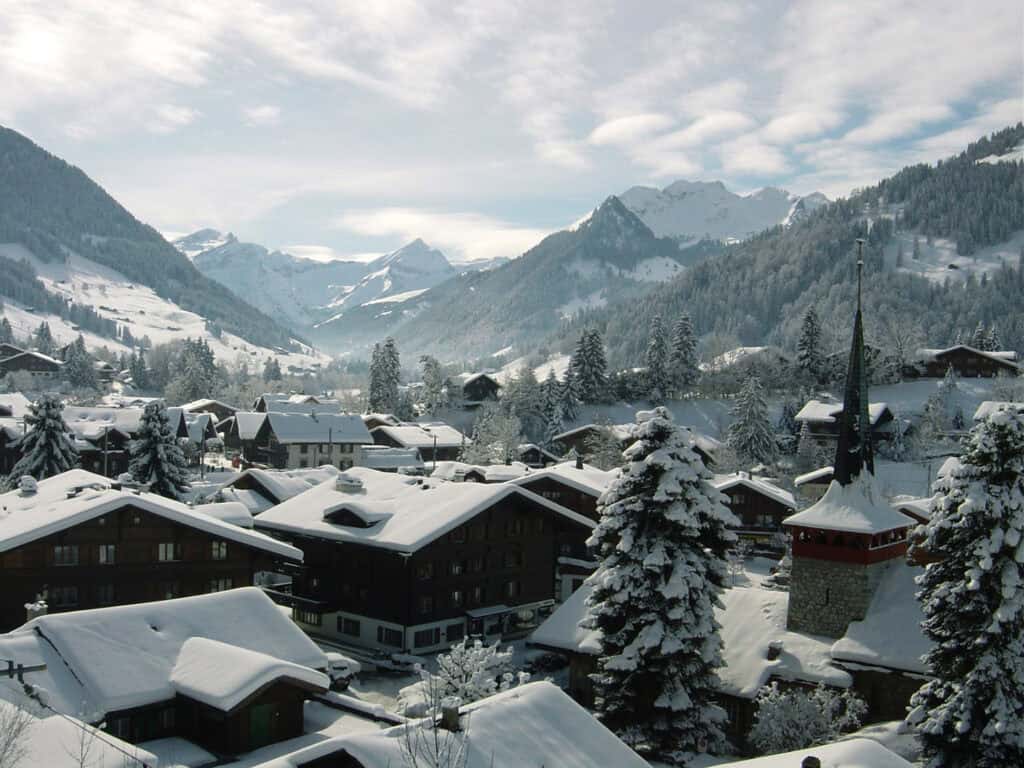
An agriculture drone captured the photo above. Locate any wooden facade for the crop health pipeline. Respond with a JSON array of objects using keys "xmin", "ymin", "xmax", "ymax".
[
  {"xmin": 719, "ymin": 485, "xmax": 795, "ymax": 546},
  {"xmin": 264, "ymin": 494, "xmax": 592, "ymax": 653},
  {"xmin": 0, "ymin": 428, "xmax": 21, "ymax": 476},
  {"xmin": 514, "ymin": 475, "xmax": 600, "ymax": 521},
  {"xmin": 0, "ymin": 503, "xmax": 285, "ymax": 631},
  {"xmin": 461, "ymin": 374, "xmax": 501, "ymax": 404},
  {"xmin": 910, "ymin": 346, "xmax": 1019, "ymax": 378},
  {"xmin": 0, "ymin": 351, "xmax": 62, "ymax": 384},
  {"xmin": 370, "ymin": 429, "xmax": 461, "ymax": 463}
]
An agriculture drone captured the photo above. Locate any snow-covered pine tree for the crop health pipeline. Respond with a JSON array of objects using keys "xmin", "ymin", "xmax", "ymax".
[
  {"xmin": 262, "ymin": 357, "xmax": 282, "ymax": 383},
  {"xmin": 581, "ymin": 329, "xmax": 609, "ymax": 403},
  {"xmin": 669, "ymin": 314, "xmax": 699, "ymax": 394},
  {"xmin": 907, "ymin": 404, "xmax": 1024, "ymax": 768},
  {"xmin": 2, "ymin": 394, "xmax": 78, "ymax": 488},
  {"xmin": 32, "ymin": 322, "xmax": 55, "ymax": 357},
  {"xmin": 382, "ymin": 337, "xmax": 402, "ymax": 413},
  {"xmin": 64, "ymin": 335, "xmax": 98, "ymax": 390},
  {"xmin": 796, "ymin": 307, "xmax": 824, "ymax": 384},
  {"xmin": 130, "ymin": 350, "xmax": 150, "ymax": 390},
  {"xmin": 560, "ymin": 364, "xmax": 581, "ymax": 422},
  {"xmin": 750, "ymin": 682, "xmax": 867, "ymax": 754},
  {"xmin": 541, "ymin": 370, "xmax": 563, "ymax": 451},
  {"xmin": 505, "ymin": 365, "xmax": 543, "ymax": 443},
  {"xmin": 983, "ymin": 324, "xmax": 1002, "ymax": 352},
  {"xmin": 727, "ymin": 376, "xmax": 777, "ymax": 466},
  {"xmin": 971, "ymin": 321, "xmax": 987, "ymax": 349},
  {"xmin": 420, "ymin": 355, "xmax": 447, "ymax": 415},
  {"xmin": 645, "ymin": 315, "xmax": 669, "ymax": 403},
  {"xmin": 0, "ymin": 317, "xmax": 13, "ymax": 344},
  {"xmin": 368, "ymin": 343, "xmax": 386, "ymax": 412},
  {"xmin": 795, "ymin": 420, "xmax": 818, "ymax": 471},
  {"xmin": 582, "ymin": 408, "xmax": 736, "ymax": 762},
  {"xmin": 129, "ymin": 401, "xmax": 190, "ymax": 500},
  {"xmin": 583, "ymin": 422, "xmax": 624, "ymax": 471}
]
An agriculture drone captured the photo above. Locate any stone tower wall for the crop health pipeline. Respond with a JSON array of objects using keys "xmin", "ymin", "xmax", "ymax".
[{"xmin": 786, "ymin": 557, "xmax": 890, "ymax": 638}]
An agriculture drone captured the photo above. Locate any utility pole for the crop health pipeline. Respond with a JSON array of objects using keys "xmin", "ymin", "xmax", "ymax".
[
  {"xmin": 2, "ymin": 659, "xmax": 46, "ymax": 683},
  {"xmin": 103, "ymin": 425, "xmax": 109, "ymax": 477},
  {"xmin": 432, "ymin": 434, "xmax": 438, "ymax": 473}
]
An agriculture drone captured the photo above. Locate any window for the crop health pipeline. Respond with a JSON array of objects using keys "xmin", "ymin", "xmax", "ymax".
[
  {"xmin": 320, "ymin": 444, "xmax": 331, "ymax": 452},
  {"xmin": 559, "ymin": 543, "xmax": 573, "ymax": 556},
  {"xmin": 503, "ymin": 551, "xmax": 523, "ymax": 569},
  {"xmin": 98, "ymin": 544, "xmax": 116, "ymax": 565},
  {"xmin": 160, "ymin": 581, "xmax": 180, "ymax": 600},
  {"xmin": 159, "ymin": 708, "xmax": 175, "ymax": 730},
  {"xmin": 449, "ymin": 560, "xmax": 464, "ymax": 576},
  {"xmin": 50, "ymin": 586, "xmax": 78, "ymax": 607},
  {"xmin": 450, "ymin": 527, "xmax": 466, "ymax": 544},
  {"xmin": 450, "ymin": 589, "xmax": 464, "ymax": 608},
  {"xmin": 533, "ymin": 518, "xmax": 545, "ymax": 534},
  {"xmin": 299, "ymin": 459, "xmax": 309, "ymax": 468},
  {"xmin": 418, "ymin": 595, "xmax": 434, "ymax": 615},
  {"xmin": 542, "ymin": 490, "xmax": 561, "ymax": 500},
  {"xmin": 733, "ymin": 493, "xmax": 747, "ymax": 504},
  {"xmin": 416, "ymin": 562, "xmax": 434, "ymax": 580},
  {"xmin": 300, "ymin": 444, "xmax": 309, "ymax": 454},
  {"xmin": 338, "ymin": 617, "xmax": 361, "ymax": 637},
  {"xmin": 505, "ymin": 518, "xmax": 525, "ymax": 537},
  {"xmin": 471, "ymin": 522, "xmax": 487, "ymax": 541},
  {"xmin": 447, "ymin": 623, "xmax": 465, "ymax": 642},
  {"xmin": 471, "ymin": 585, "xmax": 485, "ymax": 605},
  {"xmin": 504, "ymin": 580, "xmax": 520, "ymax": 599},
  {"xmin": 341, "ymin": 444, "xmax": 353, "ymax": 454},
  {"xmin": 53, "ymin": 545, "xmax": 79, "ymax": 566},
  {"xmin": 96, "ymin": 583, "xmax": 116, "ymax": 605},
  {"xmin": 210, "ymin": 540, "xmax": 228, "ymax": 561},
  {"xmin": 468, "ymin": 557, "xmax": 484, "ymax": 573},
  {"xmin": 158, "ymin": 542, "xmax": 182, "ymax": 562},
  {"xmin": 209, "ymin": 577, "xmax": 233, "ymax": 592},
  {"xmin": 414, "ymin": 627, "xmax": 441, "ymax": 648},
  {"xmin": 377, "ymin": 626, "xmax": 403, "ymax": 647},
  {"xmin": 107, "ymin": 717, "xmax": 131, "ymax": 740},
  {"xmin": 295, "ymin": 609, "xmax": 322, "ymax": 626}
]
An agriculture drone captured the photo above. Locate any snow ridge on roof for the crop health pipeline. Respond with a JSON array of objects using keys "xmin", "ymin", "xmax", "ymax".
[
  {"xmin": 713, "ymin": 473, "xmax": 796, "ymax": 508},
  {"xmin": 796, "ymin": 400, "xmax": 890, "ymax": 426},
  {"xmin": 973, "ymin": 400, "xmax": 1024, "ymax": 422},
  {"xmin": 266, "ymin": 412, "xmax": 373, "ymax": 444},
  {"xmin": 371, "ymin": 422, "xmax": 467, "ymax": 448},
  {"xmin": 720, "ymin": 737, "xmax": 912, "ymax": 768},
  {"xmin": 508, "ymin": 460, "xmax": 616, "ymax": 496},
  {"xmin": 783, "ymin": 474, "xmax": 915, "ymax": 534},
  {"xmin": 917, "ymin": 344, "xmax": 1019, "ymax": 368},
  {"xmin": 170, "ymin": 636, "xmax": 328, "ymax": 711}
]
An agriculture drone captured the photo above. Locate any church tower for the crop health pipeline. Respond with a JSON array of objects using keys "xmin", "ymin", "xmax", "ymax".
[{"xmin": 784, "ymin": 243, "xmax": 914, "ymax": 638}]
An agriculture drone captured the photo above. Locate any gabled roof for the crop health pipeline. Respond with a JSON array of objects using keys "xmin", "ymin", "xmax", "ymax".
[
  {"xmin": 170, "ymin": 636, "xmax": 328, "ymax": 712},
  {"xmin": 783, "ymin": 474, "xmax": 915, "ymax": 534},
  {"xmin": 249, "ymin": 681, "xmax": 648, "ymax": 768},
  {"xmin": 795, "ymin": 400, "xmax": 891, "ymax": 426},
  {"xmin": 553, "ymin": 422, "xmax": 633, "ymax": 444},
  {"xmin": 195, "ymin": 501, "xmax": 255, "ymax": 528},
  {"xmin": 219, "ymin": 465, "xmax": 341, "ymax": 510},
  {"xmin": 180, "ymin": 398, "xmax": 237, "ymax": 415},
  {"xmin": 21, "ymin": 588, "xmax": 327, "ymax": 716},
  {"xmin": 370, "ymin": 422, "xmax": 468, "ymax": 449},
  {"xmin": 0, "ymin": 392, "xmax": 31, "ymax": 419},
  {"xmin": 265, "ymin": 412, "xmax": 373, "ymax": 444},
  {"xmin": 430, "ymin": 460, "xmax": 531, "ymax": 483},
  {"xmin": 255, "ymin": 393, "xmax": 343, "ymax": 414},
  {"xmin": 164, "ymin": 406, "xmax": 190, "ymax": 438},
  {"xmin": 712, "ymin": 473, "xmax": 796, "ymax": 508},
  {"xmin": 255, "ymin": 467, "xmax": 594, "ymax": 554},
  {"xmin": 973, "ymin": 400, "xmax": 1024, "ymax": 421},
  {"xmin": 718, "ymin": 738, "xmax": 912, "ymax": 768},
  {"xmin": 359, "ymin": 446, "xmax": 425, "ymax": 471},
  {"xmin": 891, "ymin": 496, "xmax": 934, "ymax": 524},
  {"xmin": 917, "ymin": 344, "xmax": 1019, "ymax": 368},
  {"xmin": 508, "ymin": 461, "xmax": 616, "ymax": 497},
  {"xmin": 0, "ymin": 469, "xmax": 302, "ymax": 560},
  {"xmin": 229, "ymin": 411, "xmax": 268, "ymax": 440},
  {"xmin": 455, "ymin": 371, "xmax": 502, "ymax": 388},
  {"xmin": 184, "ymin": 411, "xmax": 218, "ymax": 443},
  {"xmin": 794, "ymin": 465, "xmax": 835, "ymax": 486},
  {"xmin": 63, "ymin": 406, "xmax": 143, "ymax": 441},
  {"xmin": 0, "ymin": 350, "xmax": 63, "ymax": 369}
]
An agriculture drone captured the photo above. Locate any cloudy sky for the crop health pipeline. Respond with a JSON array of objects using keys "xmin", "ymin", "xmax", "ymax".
[{"xmin": 2, "ymin": 1, "xmax": 1021, "ymax": 263}]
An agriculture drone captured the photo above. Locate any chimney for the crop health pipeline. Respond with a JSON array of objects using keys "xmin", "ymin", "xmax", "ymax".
[
  {"xmin": 18, "ymin": 476, "xmax": 38, "ymax": 496},
  {"xmin": 439, "ymin": 697, "xmax": 462, "ymax": 732},
  {"xmin": 24, "ymin": 595, "xmax": 47, "ymax": 622},
  {"xmin": 766, "ymin": 640, "xmax": 783, "ymax": 660},
  {"xmin": 575, "ymin": 450, "xmax": 583, "ymax": 470},
  {"xmin": 802, "ymin": 757, "xmax": 821, "ymax": 768}
]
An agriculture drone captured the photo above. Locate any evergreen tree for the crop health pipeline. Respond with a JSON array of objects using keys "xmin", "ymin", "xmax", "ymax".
[
  {"xmin": 777, "ymin": 397, "xmax": 800, "ymax": 437},
  {"xmin": 381, "ymin": 337, "xmax": 401, "ymax": 413},
  {"xmin": 669, "ymin": 314, "xmax": 699, "ymax": 394},
  {"xmin": 727, "ymin": 376, "xmax": 777, "ymax": 466},
  {"xmin": 32, "ymin": 322, "xmax": 55, "ymax": 356},
  {"xmin": 583, "ymin": 423, "xmax": 624, "ymax": 471},
  {"xmin": 129, "ymin": 350, "xmax": 150, "ymax": 390},
  {"xmin": 645, "ymin": 315, "xmax": 669, "ymax": 403},
  {"xmin": 582, "ymin": 408, "xmax": 736, "ymax": 761},
  {"xmin": 505, "ymin": 365, "xmax": 543, "ymax": 443},
  {"xmin": 796, "ymin": 307, "xmax": 824, "ymax": 384},
  {"xmin": 263, "ymin": 357, "xmax": 282, "ymax": 383},
  {"xmin": 64, "ymin": 334, "xmax": 97, "ymax": 390},
  {"xmin": 166, "ymin": 338, "xmax": 218, "ymax": 403},
  {"xmin": 2, "ymin": 394, "xmax": 78, "ymax": 488},
  {"xmin": 971, "ymin": 321, "xmax": 987, "ymax": 348},
  {"xmin": 560, "ymin": 364, "xmax": 581, "ymax": 422},
  {"xmin": 129, "ymin": 401, "xmax": 190, "ymax": 499},
  {"xmin": 795, "ymin": 420, "xmax": 818, "ymax": 471},
  {"xmin": 461, "ymin": 402, "xmax": 522, "ymax": 465},
  {"xmin": 983, "ymin": 325, "xmax": 1001, "ymax": 351},
  {"xmin": 570, "ymin": 331, "xmax": 606, "ymax": 404},
  {"xmin": 907, "ymin": 405, "xmax": 1024, "ymax": 768},
  {"xmin": 368, "ymin": 343, "xmax": 386, "ymax": 412},
  {"xmin": 541, "ymin": 370, "xmax": 563, "ymax": 450},
  {"xmin": 419, "ymin": 355, "xmax": 447, "ymax": 415},
  {"xmin": 0, "ymin": 317, "xmax": 13, "ymax": 344}
]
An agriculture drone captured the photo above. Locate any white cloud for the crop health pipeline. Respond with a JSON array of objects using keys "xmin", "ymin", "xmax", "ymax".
[
  {"xmin": 285, "ymin": 244, "xmax": 382, "ymax": 263},
  {"xmin": 760, "ymin": 110, "xmax": 845, "ymax": 144},
  {"xmin": 148, "ymin": 104, "xmax": 199, "ymax": 134},
  {"xmin": 720, "ymin": 136, "xmax": 791, "ymax": 176},
  {"xmin": 335, "ymin": 208, "xmax": 550, "ymax": 262},
  {"xmin": 243, "ymin": 104, "xmax": 281, "ymax": 126},
  {"xmin": 843, "ymin": 104, "xmax": 955, "ymax": 144},
  {"xmin": 589, "ymin": 113, "xmax": 675, "ymax": 146},
  {"xmin": 655, "ymin": 111, "xmax": 755, "ymax": 149}
]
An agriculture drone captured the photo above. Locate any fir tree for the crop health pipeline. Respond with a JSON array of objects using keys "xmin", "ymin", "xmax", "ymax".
[
  {"xmin": 381, "ymin": 338, "xmax": 401, "ymax": 413},
  {"xmin": 32, "ymin": 322, "xmax": 55, "ymax": 356},
  {"xmin": 582, "ymin": 408, "xmax": 736, "ymax": 761},
  {"xmin": 419, "ymin": 355, "xmax": 447, "ymax": 415},
  {"xmin": 263, "ymin": 357, "xmax": 282, "ymax": 383},
  {"xmin": 645, "ymin": 315, "xmax": 669, "ymax": 403},
  {"xmin": 129, "ymin": 350, "xmax": 150, "ymax": 390},
  {"xmin": 64, "ymin": 335, "xmax": 97, "ymax": 390},
  {"xmin": 129, "ymin": 401, "xmax": 190, "ymax": 499},
  {"xmin": 582, "ymin": 422, "xmax": 624, "ymax": 471},
  {"xmin": 570, "ymin": 331, "xmax": 603, "ymax": 404},
  {"xmin": 669, "ymin": 314, "xmax": 699, "ymax": 394},
  {"xmin": 368, "ymin": 343, "xmax": 386, "ymax": 412},
  {"xmin": 795, "ymin": 420, "xmax": 818, "ymax": 471},
  {"xmin": 983, "ymin": 325, "xmax": 1001, "ymax": 351},
  {"xmin": 560, "ymin": 364, "xmax": 581, "ymax": 422},
  {"xmin": 2, "ymin": 394, "xmax": 78, "ymax": 488},
  {"xmin": 166, "ymin": 338, "xmax": 218, "ymax": 403},
  {"xmin": 505, "ymin": 365, "xmax": 543, "ymax": 442},
  {"xmin": 796, "ymin": 307, "xmax": 824, "ymax": 384},
  {"xmin": 0, "ymin": 317, "xmax": 13, "ymax": 345},
  {"xmin": 907, "ymin": 405, "xmax": 1024, "ymax": 768},
  {"xmin": 971, "ymin": 321, "xmax": 987, "ymax": 349},
  {"xmin": 541, "ymin": 370, "xmax": 563, "ymax": 450},
  {"xmin": 727, "ymin": 376, "xmax": 777, "ymax": 466}
]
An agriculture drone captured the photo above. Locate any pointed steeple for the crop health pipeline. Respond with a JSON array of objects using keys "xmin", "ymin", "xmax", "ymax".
[{"xmin": 833, "ymin": 239, "xmax": 874, "ymax": 485}]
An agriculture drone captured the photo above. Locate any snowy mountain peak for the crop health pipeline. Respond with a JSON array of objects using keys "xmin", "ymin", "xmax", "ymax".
[
  {"xmin": 370, "ymin": 238, "xmax": 452, "ymax": 275},
  {"xmin": 172, "ymin": 229, "xmax": 233, "ymax": 260}
]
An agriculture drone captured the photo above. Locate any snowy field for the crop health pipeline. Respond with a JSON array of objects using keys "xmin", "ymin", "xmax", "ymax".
[{"xmin": 884, "ymin": 228, "xmax": 1024, "ymax": 285}]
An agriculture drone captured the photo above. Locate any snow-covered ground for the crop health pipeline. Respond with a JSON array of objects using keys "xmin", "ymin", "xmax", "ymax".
[
  {"xmin": 885, "ymin": 228, "xmax": 1024, "ymax": 285},
  {"xmin": 0, "ymin": 243, "xmax": 329, "ymax": 370}
]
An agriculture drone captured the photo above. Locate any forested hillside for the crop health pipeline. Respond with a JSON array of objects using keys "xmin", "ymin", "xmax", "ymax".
[
  {"xmin": 555, "ymin": 124, "xmax": 1024, "ymax": 368},
  {"xmin": 0, "ymin": 127, "xmax": 301, "ymax": 350}
]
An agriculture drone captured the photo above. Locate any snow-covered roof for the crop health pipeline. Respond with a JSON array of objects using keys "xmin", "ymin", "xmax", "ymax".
[
  {"xmin": 830, "ymin": 562, "xmax": 930, "ymax": 674},
  {"xmin": 917, "ymin": 344, "xmax": 1020, "ymax": 368},
  {"xmin": 359, "ymin": 446, "xmax": 425, "ymax": 471},
  {"xmin": 718, "ymin": 738, "xmax": 912, "ymax": 768},
  {"xmin": 223, "ymin": 465, "xmax": 341, "ymax": 507},
  {"xmin": 0, "ymin": 350, "xmax": 63, "ymax": 368},
  {"xmin": 248, "ymin": 681, "xmax": 648, "ymax": 768},
  {"xmin": 194, "ymin": 500, "xmax": 255, "ymax": 528},
  {"xmin": 530, "ymin": 582, "xmax": 851, "ymax": 699},
  {"xmin": 0, "ymin": 469, "xmax": 301, "ymax": 560},
  {"xmin": 973, "ymin": 400, "xmax": 1024, "ymax": 421},
  {"xmin": 508, "ymin": 460, "xmax": 616, "ymax": 497},
  {"xmin": 796, "ymin": 400, "xmax": 891, "ymax": 426},
  {"xmin": 164, "ymin": 406, "xmax": 189, "ymax": 437},
  {"xmin": 361, "ymin": 412, "xmax": 400, "ymax": 427},
  {"xmin": 255, "ymin": 467, "xmax": 594, "ymax": 554},
  {"xmin": 21, "ymin": 587, "xmax": 328, "ymax": 716},
  {"xmin": 783, "ymin": 475, "xmax": 916, "ymax": 534},
  {"xmin": 180, "ymin": 398, "xmax": 236, "ymax": 414},
  {"xmin": 891, "ymin": 496, "xmax": 934, "ymax": 523},
  {"xmin": 0, "ymin": 416, "xmax": 21, "ymax": 441},
  {"xmin": 553, "ymin": 422, "xmax": 634, "ymax": 444},
  {"xmin": 257, "ymin": 393, "xmax": 343, "ymax": 413},
  {"xmin": 170, "ymin": 636, "xmax": 328, "ymax": 712},
  {"xmin": 0, "ymin": 629, "xmax": 92, "ymax": 717},
  {"xmin": 266, "ymin": 412, "xmax": 373, "ymax": 444},
  {"xmin": 370, "ymin": 422, "xmax": 467, "ymax": 449},
  {"xmin": 230, "ymin": 411, "xmax": 268, "ymax": 440},
  {"xmin": 430, "ymin": 460, "xmax": 531, "ymax": 482},
  {"xmin": 62, "ymin": 406, "xmax": 143, "ymax": 441},
  {"xmin": 184, "ymin": 411, "xmax": 217, "ymax": 443},
  {"xmin": 794, "ymin": 466, "xmax": 835, "ymax": 486},
  {"xmin": 455, "ymin": 371, "xmax": 502, "ymax": 387},
  {"xmin": 0, "ymin": 392, "xmax": 31, "ymax": 418},
  {"xmin": 713, "ymin": 473, "xmax": 796, "ymax": 508}
]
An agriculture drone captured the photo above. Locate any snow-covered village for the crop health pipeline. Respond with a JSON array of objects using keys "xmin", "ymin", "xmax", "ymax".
[{"xmin": 1, "ymin": 4, "xmax": 1023, "ymax": 768}]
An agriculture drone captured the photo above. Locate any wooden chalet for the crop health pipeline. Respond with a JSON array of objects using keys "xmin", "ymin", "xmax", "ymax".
[
  {"xmin": 369, "ymin": 422, "xmax": 467, "ymax": 463},
  {"xmin": 795, "ymin": 399, "xmax": 895, "ymax": 443},
  {"xmin": 455, "ymin": 372, "xmax": 501, "ymax": 405},
  {"xmin": 553, "ymin": 422, "xmax": 719, "ymax": 467},
  {"xmin": 211, "ymin": 466, "xmax": 343, "ymax": 515},
  {"xmin": 223, "ymin": 412, "xmax": 373, "ymax": 470},
  {"xmin": 793, "ymin": 465, "xmax": 834, "ymax": 503},
  {"xmin": 253, "ymin": 393, "xmax": 342, "ymax": 414},
  {"xmin": 910, "ymin": 345, "xmax": 1019, "ymax": 378},
  {"xmin": 62, "ymin": 405, "xmax": 187, "ymax": 478},
  {"xmin": 0, "ymin": 588, "xmax": 331, "ymax": 757},
  {"xmin": 507, "ymin": 460, "xmax": 614, "ymax": 522},
  {"xmin": 0, "ymin": 349, "xmax": 63, "ymax": 386},
  {"xmin": 361, "ymin": 413, "xmax": 400, "ymax": 431},
  {"xmin": 180, "ymin": 398, "xmax": 238, "ymax": 423},
  {"xmin": 0, "ymin": 469, "xmax": 302, "ymax": 631},
  {"xmin": 254, "ymin": 468, "xmax": 595, "ymax": 654},
  {"xmin": 0, "ymin": 342, "xmax": 24, "ymax": 359},
  {"xmin": 712, "ymin": 472, "xmax": 796, "ymax": 549},
  {"xmin": 517, "ymin": 442, "xmax": 561, "ymax": 467}
]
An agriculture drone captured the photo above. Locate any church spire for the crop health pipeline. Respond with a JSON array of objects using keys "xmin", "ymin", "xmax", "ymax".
[{"xmin": 833, "ymin": 238, "xmax": 874, "ymax": 485}]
